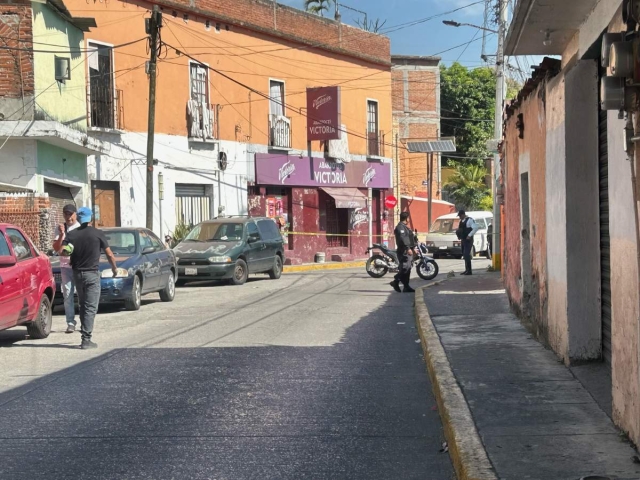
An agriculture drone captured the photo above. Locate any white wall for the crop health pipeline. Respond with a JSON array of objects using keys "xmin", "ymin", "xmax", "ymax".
[
  {"xmin": 0, "ymin": 140, "xmax": 39, "ymax": 190},
  {"xmin": 87, "ymin": 132, "xmax": 249, "ymax": 237}
]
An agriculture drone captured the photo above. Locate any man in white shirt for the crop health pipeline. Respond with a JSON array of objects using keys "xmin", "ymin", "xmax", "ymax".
[
  {"xmin": 53, "ymin": 204, "xmax": 81, "ymax": 333},
  {"xmin": 457, "ymin": 210, "xmax": 480, "ymax": 276}
]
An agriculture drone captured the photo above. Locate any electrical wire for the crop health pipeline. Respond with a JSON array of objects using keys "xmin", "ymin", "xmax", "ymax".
[{"xmin": 0, "ymin": 36, "xmax": 147, "ymax": 54}]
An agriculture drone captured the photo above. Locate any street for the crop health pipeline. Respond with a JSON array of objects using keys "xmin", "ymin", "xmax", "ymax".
[{"xmin": 0, "ymin": 258, "xmax": 480, "ymax": 479}]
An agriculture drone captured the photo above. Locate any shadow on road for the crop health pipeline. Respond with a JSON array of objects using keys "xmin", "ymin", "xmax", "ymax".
[{"xmin": 0, "ymin": 272, "xmax": 455, "ymax": 480}]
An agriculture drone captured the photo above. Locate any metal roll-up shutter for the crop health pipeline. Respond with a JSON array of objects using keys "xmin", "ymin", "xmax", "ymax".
[
  {"xmin": 45, "ymin": 182, "xmax": 75, "ymax": 235},
  {"xmin": 598, "ymin": 106, "xmax": 612, "ymax": 366},
  {"xmin": 175, "ymin": 184, "xmax": 206, "ymax": 197}
]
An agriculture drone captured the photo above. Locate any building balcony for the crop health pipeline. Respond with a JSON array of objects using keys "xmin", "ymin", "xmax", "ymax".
[
  {"xmin": 269, "ymin": 114, "xmax": 292, "ymax": 150},
  {"xmin": 367, "ymin": 130, "xmax": 385, "ymax": 158},
  {"xmin": 187, "ymin": 100, "xmax": 217, "ymax": 142},
  {"xmin": 88, "ymin": 87, "xmax": 123, "ymax": 131}
]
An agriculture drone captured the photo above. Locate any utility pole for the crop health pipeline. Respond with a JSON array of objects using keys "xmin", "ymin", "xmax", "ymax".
[
  {"xmin": 491, "ymin": 0, "xmax": 506, "ymax": 271},
  {"xmin": 428, "ymin": 152, "xmax": 434, "ymax": 232},
  {"xmin": 145, "ymin": 6, "xmax": 162, "ymax": 230}
]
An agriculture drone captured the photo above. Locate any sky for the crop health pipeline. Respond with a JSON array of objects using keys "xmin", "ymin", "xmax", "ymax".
[
  {"xmin": 280, "ymin": 0, "xmax": 540, "ymax": 81},
  {"xmin": 280, "ymin": 0, "xmax": 496, "ymax": 67}
]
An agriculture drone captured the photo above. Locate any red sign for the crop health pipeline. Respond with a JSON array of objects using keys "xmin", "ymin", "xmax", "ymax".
[
  {"xmin": 306, "ymin": 86, "xmax": 341, "ymax": 141},
  {"xmin": 384, "ymin": 195, "xmax": 397, "ymax": 209}
]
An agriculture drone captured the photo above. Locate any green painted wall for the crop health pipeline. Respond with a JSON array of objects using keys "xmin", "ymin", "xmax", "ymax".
[
  {"xmin": 32, "ymin": 3, "xmax": 88, "ymax": 131},
  {"xmin": 37, "ymin": 141, "xmax": 87, "ymax": 183}
]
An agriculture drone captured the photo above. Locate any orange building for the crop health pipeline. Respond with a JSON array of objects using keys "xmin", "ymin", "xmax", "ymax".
[{"xmin": 64, "ymin": 0, "xmax": 394, "ymax": 263}]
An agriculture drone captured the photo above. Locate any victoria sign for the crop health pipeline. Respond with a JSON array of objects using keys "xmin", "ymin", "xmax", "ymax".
[
  {"xmin": 256, "ymin": 154, "xmax": 391, "ymax": 189},
  {"xmin": 306, "ymin": 86, "xmax": 341, "ymax": 141}
]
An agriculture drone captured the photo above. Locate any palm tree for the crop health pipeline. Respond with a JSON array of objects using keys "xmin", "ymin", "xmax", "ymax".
[
  {"xmin": 443, "ymin": 164, "xmax": 490, "ymax": 210},
  {"xmin": 304, "ymin": 0, "xmax": 334, "ymax": 17}
]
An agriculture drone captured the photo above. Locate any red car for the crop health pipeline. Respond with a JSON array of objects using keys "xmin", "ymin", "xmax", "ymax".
[{"xmin": 0, "ymin": 224, "xmax": 55, "ymax": 338}]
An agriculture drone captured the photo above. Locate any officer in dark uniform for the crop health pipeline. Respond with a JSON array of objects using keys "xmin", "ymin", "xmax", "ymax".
[{"xmin": 390, "ymin": 211, "xmax": 416, "ymax": 293}]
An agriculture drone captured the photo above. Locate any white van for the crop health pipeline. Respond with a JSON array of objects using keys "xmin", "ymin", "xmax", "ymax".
[{"xmin": 424, "ymin": 211, "xmax": 493, "ymax": 259}]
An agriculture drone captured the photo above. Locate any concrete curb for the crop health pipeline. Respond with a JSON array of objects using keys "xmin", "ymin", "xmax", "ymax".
[
  {"xmin": 283, "ymin": 261, "xmax": 366, "ymax": 273},
  {"xmin": 415, "ymin": 282, "xmax": 498, "ymax": 480}
]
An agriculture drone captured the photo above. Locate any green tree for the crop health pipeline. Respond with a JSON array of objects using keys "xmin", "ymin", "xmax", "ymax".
[
  {"xmin": 443, "ymin": 164, "xmax": 490, "ymax": 210},
  {"xmin": 304, "ymin": 0, "xmax": 333, "ymax": 16},
  {"xmin": 440, "ymin": 63, "xmax": 521, "ymax": 165}
]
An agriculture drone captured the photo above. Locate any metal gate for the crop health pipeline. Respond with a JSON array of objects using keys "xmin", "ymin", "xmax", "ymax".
[
  {"xmin": 45, "ymin": 182, "xmax": 75, "ymax": 236},
  {"xmin": 598, "ymin": 105, "xmax": 612, "ymax": 365},
  {"xmin": 175, "ymin": 184, "xmax": 211, "ymax": 227}
]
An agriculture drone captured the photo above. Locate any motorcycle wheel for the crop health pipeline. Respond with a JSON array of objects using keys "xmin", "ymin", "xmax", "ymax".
[
  {"xmin": 366, "ymin": 255, "xmax": 389, "ymax": 278},
  {"xmin": 416, "ymin": 259, "xmax": 439, "ymax": 281}
]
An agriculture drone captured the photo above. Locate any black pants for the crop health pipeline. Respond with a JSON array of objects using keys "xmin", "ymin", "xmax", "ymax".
[
  {"xmin": 462, "ymin": 238, "xmax": 474, "ymax": 273},
  {"xmin": 394, "ymin": 252, "xmax": 412, "ymax": 286},
  {"xmin": 73, "ymin": 270, "xmax": 100, "ymax": 341}
]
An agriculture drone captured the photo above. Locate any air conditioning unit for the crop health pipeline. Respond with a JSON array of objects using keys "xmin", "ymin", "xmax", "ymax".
[{"xmin": 54, "ymin": 56, "xmax": 70, "ymax": 82}]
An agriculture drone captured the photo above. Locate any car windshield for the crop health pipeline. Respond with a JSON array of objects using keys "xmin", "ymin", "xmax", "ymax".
[
  {"xmin": 105, "ymin": 231, "xmax": 137, "ymax": 255},
  {"xmin": 430, "ymin": 218, "xmax": 459, "ymax": 234},
  {"xmin": 185, "ymin": 223, "xmax": 245, "ymax": 242}
]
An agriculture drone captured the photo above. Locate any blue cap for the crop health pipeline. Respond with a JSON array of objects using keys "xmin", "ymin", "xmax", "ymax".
[{"xmin": 77, "ymin": 207, "xmax": 93, "ymax": 224}]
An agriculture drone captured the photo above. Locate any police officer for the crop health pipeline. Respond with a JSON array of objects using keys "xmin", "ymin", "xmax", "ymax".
[
  {"xmin": 390, "ymin": 211, "xmax": 416, "ymax": 293},
  {"xmin": 457, "ymin": 210, "xmax": 480, "ymax": 275}
]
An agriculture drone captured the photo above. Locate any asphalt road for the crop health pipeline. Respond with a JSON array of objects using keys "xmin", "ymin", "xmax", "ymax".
[{"xmin": 0, "ymin": 258, "xmax": 479, "ymax": 479}]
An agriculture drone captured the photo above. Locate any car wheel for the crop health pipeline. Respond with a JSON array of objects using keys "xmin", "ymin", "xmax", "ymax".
[
  {"xmin": 230, "ymin": 259, "xmax": 248, "ymax": 286},
  {"xmin": 268, "ymin": 255, "xmax": 283, "ymax": 280},
  {"xmin": 26, "ymin": 294, "xmax": 52, "ymax": 339},
  {"xmin": 124, "ymin": 275, "xmax": 142, "ymax": 311},
  {"xmin": 159, "ymin": 272, "xmax": 176, "ymax": 302}
]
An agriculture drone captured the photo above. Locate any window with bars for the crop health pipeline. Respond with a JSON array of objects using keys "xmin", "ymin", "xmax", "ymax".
[
  {"xmin": 325, "ymin": 197, "xmax": 348, "ymax": 248},
  {"xmin": 367, "ymin": 100, "xmax": 379, "ymax": 156},
  {"xmin": 190, "ymin": 63, "xmax": 209, "ymax": 104}
]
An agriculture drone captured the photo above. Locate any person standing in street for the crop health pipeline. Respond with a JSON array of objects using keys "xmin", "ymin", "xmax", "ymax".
[
  {"xmin": 390, "ymin": 211, "xmax": 416, "ymax": 293},
  {"xmin": 62, "ymin": 207, "xmax": 118, "ymax": 349},
  {"xmin": 53, "ymin": 204, "xmax": 81, "ymax": 334},
  {"xmin": 457, "ymin": 210, "xmax": 480, "ymax": 276}
]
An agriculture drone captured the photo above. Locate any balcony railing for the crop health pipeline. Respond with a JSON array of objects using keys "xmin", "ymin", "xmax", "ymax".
[
  {"xmin": 269, "ymin": 114, "xmax": 292, "ymax": 149},
  {"xmin": 367, "ymin": 130, "xmax": 385, "ymax": 157},
  {"xmin": 89, "ymin": 85, "xmax": 122, "ymax": 130},
  {"xmin": 187, "ymin": 100, "xmax": 217, "ymax": 141}
]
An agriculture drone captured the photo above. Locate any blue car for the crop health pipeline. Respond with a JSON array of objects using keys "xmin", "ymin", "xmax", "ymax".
[{"xmin": 51, "ymin": 227, "xmax": 177, "ymax": 311}]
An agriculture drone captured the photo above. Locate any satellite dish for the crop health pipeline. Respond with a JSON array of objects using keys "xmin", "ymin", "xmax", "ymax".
[{"xmin": 218, "ymin": 151, "xmax": 228, "ymax": 171}]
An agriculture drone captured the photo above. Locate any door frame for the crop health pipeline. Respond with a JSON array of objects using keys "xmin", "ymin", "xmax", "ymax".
[{"xmin": 91, "ymin": 180, "xmax": 121, "ymax": 227}]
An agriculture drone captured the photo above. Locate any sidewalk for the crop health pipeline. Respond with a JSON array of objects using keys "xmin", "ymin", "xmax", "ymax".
[{"xmin": 419, "ymin": 271, "xmax": 640, "ymax": 480}]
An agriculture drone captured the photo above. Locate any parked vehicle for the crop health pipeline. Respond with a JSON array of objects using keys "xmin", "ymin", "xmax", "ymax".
[
  {"xmin": 424, "ymin": 211, "xmax": 493, "ymax": 259},
  {"xmin": 51, "ymin": 227, "xmax": 176, "ymax": 311},
  {"xmin": 365, "ymin": 240, "xmax": 439, "ymax": 281},
  {"xmin": 0, "ymin": 224, "xmax": 55, "ymax": 338},
  {"xmin": 173, "ymin": 217, "xmax": 285, "ymax": 286}
]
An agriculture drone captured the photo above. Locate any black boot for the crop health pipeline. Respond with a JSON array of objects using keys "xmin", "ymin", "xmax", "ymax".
[
  {"xmin": 403, "ymin": 285, "xmax": 415, "ymax": 293},
  {"xmin": 80, "ymin": 339, "xmax": 98, "ymax": 350},
  {"xmin": 389, "ymin": 280, "xmax": 401, "ymax": 293}
]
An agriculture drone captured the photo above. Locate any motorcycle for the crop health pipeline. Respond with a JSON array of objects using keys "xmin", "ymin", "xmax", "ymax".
[{"xmin": 365, "ymin": 240, "xmax": 439, "ymax": 281}]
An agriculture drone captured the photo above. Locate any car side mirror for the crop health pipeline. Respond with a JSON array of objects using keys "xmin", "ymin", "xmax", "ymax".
[
  {"xmin": 248, "ymin": 234, "xmax": 260, "ymax": 243},
  {"xmin": 0, "ymin": 255, "xmax": 17, "ymax": 267},
  {"xmin": 142, "ymin": 246, "xmax": 156, "ymax": 255}
]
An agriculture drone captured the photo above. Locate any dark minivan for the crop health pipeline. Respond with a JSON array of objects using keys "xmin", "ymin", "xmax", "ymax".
[{"xmin": 173, "ymin": 217, "xmax": 285, "ymax": 286}]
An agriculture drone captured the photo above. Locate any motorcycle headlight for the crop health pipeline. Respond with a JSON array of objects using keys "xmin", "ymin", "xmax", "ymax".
[
  {"xmin": 101, "ymin": 268, "xmax": 129, "ymax": 278},
  {"xmin": 208, "ymin": 256, "xmax": 232, "ymax": 264}
]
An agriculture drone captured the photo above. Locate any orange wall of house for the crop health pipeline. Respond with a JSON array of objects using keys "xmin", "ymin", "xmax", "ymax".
[{"xmin": 65, "ymin": 0, "xmax": 392, "ymax": 155}]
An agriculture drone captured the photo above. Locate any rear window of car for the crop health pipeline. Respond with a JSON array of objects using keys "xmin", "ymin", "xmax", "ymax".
[
  {"xmin": 0, "ymin": 232, "xmax": 10, "ymax": 256},
  {"xmin": 257, "ymin": 219, "xmax": 281, "ymax": 241}
]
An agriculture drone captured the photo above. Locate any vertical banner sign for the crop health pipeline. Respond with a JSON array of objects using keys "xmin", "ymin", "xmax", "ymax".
[{"xmin": 307, "ymin": 86, "xmax": 341, "ymax": 141}]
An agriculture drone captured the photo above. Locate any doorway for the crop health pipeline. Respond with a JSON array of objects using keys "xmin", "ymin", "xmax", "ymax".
[{"xmin": 91, "ymin": 181, "xmax": 121, "ymax": 227}]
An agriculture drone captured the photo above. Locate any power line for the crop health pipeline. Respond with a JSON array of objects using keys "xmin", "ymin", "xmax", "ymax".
[{"xmin": 0, "ymin": 36, "xmax": 147, "ymax": 54}]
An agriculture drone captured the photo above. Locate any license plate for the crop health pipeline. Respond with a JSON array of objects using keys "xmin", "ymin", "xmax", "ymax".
[
  {"xmin": 185, "ymin": 268, "xmax": 198, "ymax": 275},
  {"xmin": 439, "ymin": 246, "xmax": 448, "ymax": 250}
]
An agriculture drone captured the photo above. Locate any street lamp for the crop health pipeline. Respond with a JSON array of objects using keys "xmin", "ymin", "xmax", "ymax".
[{"xmin": 442, "ymin": 20, "xmax": 498, "ymax": 34}]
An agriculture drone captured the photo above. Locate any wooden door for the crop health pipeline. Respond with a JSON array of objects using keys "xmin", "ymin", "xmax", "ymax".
[{"xmin": 92, "ymin": 181, "xmax": 120, "ymax": 227}]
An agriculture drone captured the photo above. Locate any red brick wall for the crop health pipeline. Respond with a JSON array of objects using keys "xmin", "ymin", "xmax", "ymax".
[
  {"xmin": 0, "ymin": 194, "xmax": 51, "ymax": 251},
  {"xmin": 155, "ymin": 0, "xmax": 390, "ymax": 66},
  {"xmin": 0, "ymin": 2, "xmax": 34, "ymax": 100},
  {"xmin": 408, "ymin": 70, "xmax": 437, "ymax": 112}
]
